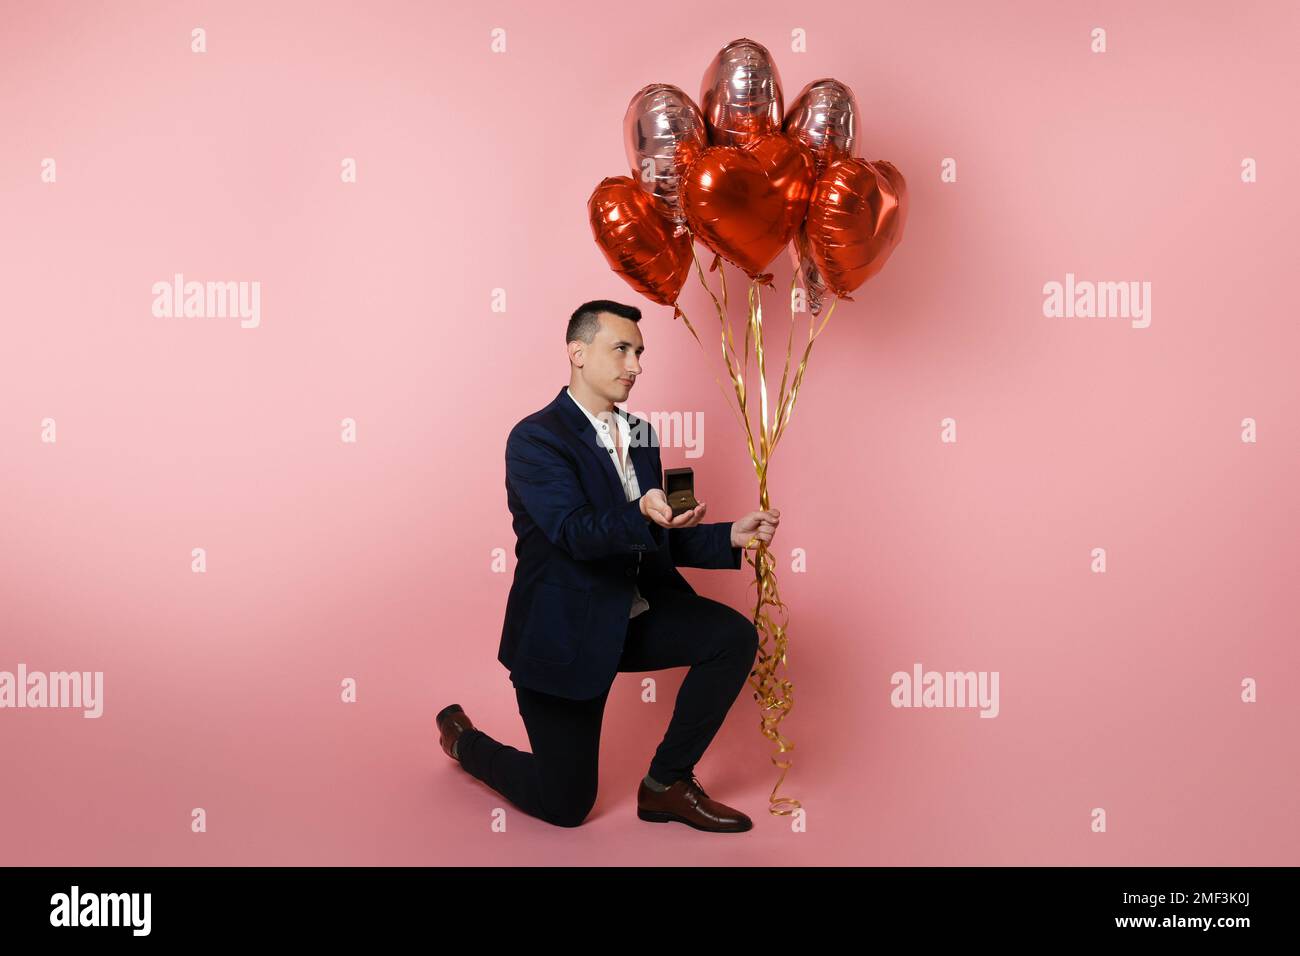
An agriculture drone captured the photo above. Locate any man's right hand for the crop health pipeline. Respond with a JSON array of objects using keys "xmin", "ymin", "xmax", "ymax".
[{"xmin": 640, "ymin": 488, "xmax": 707, "ymax": 529}]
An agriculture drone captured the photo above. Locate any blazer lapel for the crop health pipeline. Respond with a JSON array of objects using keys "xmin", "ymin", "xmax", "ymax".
[{"xmin": 552, "ymin": 386, "xmax": 627, "ymax": 502}]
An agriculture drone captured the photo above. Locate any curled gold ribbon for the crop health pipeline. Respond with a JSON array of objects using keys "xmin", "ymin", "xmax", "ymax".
[{"xmin": 675, "ymin": 234, "xmax": 839, "ymax": 816}]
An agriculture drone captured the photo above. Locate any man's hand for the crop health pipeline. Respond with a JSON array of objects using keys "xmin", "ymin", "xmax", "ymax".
[
  {"xmin": 640, "ymin": 488, "xmax": 708, "ymax": 529},
  {"xmin": 730, "ymin": 508, "xmax": 780, "ymax": 550}
]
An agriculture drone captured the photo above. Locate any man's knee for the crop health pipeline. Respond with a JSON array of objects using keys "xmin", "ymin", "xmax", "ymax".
[
  {"xmin": 702, "ymin": 609, "xmax": 758, "ymax": 663},
  {"xmin": 541, "ymin": 795, "xmax": 596, "ymax": 828},
  {"xmin": 728, "ymin": 610, "xmax": 760, "ymax": 655},
  {"xmin": 536, "ymin": 774, "xmax": 598, "ymax": 828}
]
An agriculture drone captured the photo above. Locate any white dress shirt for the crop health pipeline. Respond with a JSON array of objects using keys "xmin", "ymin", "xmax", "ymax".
[{"xmin": 566, "ymin": 386, "xmax": 650, "ymax": 618}]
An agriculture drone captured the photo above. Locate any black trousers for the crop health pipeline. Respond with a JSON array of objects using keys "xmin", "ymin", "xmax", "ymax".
[{"xmin": 456, "ymin": 585, "xmax": 759, "ymax": 827}]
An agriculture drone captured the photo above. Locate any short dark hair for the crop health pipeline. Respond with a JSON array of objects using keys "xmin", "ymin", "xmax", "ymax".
[{"xmin": 567, "ymin": 299, "xmax": 641, "ymax": 345}]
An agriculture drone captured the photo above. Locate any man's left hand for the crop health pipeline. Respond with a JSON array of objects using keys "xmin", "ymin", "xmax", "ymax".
[{"xmin": 730, "ymin": 509, "xmax": 780, "ymax": 550}]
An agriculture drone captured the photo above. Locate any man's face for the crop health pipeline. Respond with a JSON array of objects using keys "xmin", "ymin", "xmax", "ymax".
[{"xmin": 573, "ymin": 312, "xmax": 644, "ymax": 404}]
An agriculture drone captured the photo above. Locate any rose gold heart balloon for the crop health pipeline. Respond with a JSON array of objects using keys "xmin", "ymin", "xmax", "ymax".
[
  {"xmin": 784, "ymin": 79, "xmax": 858, "ymax": 315},
  {"xmin": 588, "ymin": 176, "xmax": 693, "ymax": 306},
  {"xmin": 683, "ymin": 133, "xmax": 814, "ymax": 282},
  {"xmin": 699, "ymin": 38, "xmax": 783, "ymax": 148},
  {"xmin": 783, "ymin": 78, "xmax": 858, "ymax": 176},
  {"xmin": 624, "ymin": 84, "xmax": 707, "ymax": 237},
  {"xmin": 804, "ymin": 158, "xmax": 908, "ymax": 299}
]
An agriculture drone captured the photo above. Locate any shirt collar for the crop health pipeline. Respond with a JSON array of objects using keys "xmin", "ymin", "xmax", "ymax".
[{"xmin": 565, "ymin": 386, "xmax": 626, "ymax": 436}]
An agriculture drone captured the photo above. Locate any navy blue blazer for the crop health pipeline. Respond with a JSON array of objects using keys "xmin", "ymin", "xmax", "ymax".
[{"xmin": 499, "ymin": 385, "xmax": 743, "ymax": 699}]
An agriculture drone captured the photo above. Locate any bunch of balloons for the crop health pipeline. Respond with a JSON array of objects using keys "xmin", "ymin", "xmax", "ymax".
[
  {"xmin": 588, "ymin": 39, "xmax": 910, "ymax": 818},
  {"xmin": 588, "ymin": 37, "xmax": 908, "ymax": 316}
]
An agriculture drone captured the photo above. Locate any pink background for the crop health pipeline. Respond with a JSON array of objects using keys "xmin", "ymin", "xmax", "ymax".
[{"xmin": 2, "ymin": 0, "xmax": 1297, "ymax": 865}]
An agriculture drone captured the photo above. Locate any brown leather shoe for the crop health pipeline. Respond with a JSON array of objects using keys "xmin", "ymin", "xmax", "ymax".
[
  {"xmin": 637, "ymin": 774, "xmax": 753, "ymax": 832},
  {"xmin": 435, "ymin": 703, "xmax": 475, "ymax": 762}
]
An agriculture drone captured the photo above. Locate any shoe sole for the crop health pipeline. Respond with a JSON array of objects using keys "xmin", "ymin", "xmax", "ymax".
[
  {"xmin": 435, "ymin": 703, "xmax": 463, "ymax": 727},
  {"xmin": 636, "ymin": 807, "xmax": 752, "ymax": 832}
]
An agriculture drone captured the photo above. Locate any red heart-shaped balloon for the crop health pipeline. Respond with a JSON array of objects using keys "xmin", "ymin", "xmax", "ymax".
[
  {"xmin": 588, "ymin": 176, "xmax": 693, "ymax": 306},
  {"xmin": 682, "ymin": 133, "xmax": 814, "ymax": 282},
  {"xmin": 804, "ymin": 158, "xmax": 907, "ymax": 299}
]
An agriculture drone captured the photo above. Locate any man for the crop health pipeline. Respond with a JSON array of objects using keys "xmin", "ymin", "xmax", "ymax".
[{"xmin": 436, "ymin": 299, "xmax": 780, "ymax": 832}]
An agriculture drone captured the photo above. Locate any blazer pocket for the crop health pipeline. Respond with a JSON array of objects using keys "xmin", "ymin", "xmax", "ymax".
[{"xmin": 521, "ymin": 582, "xmax": 590, "ymax": 665}]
